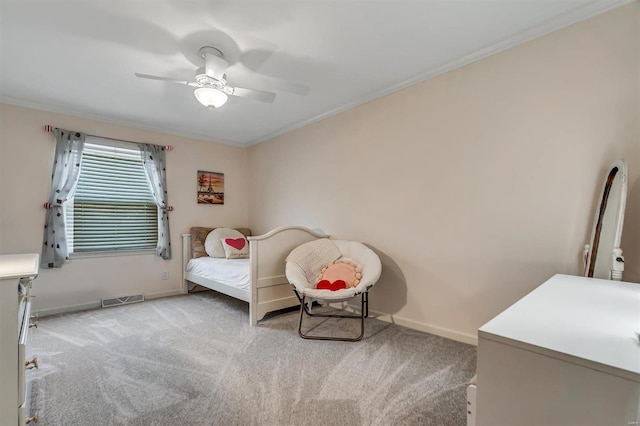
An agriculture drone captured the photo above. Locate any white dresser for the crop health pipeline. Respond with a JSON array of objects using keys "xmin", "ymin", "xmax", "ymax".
[
  {"xmin": 476, "ymin": 274, "xmax": 640, "ymax": 425},
  {"xmin": 0, "ymin": 254, "xmax": 39, "ymax": 426}
]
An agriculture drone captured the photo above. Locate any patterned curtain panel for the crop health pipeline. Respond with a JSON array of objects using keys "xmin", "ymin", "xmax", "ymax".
[
  {"xmin": 140, "ymin": 144, "xmax": 171, "ymax": 260},
  {"xmin": 41, "ymin": 129, "xmax": 86, "ymax": 268}
]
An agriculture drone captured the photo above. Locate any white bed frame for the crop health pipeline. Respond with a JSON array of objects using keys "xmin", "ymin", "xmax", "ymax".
[{"xmin": 182, "ymin": 225, "xmax": 329, "ymax": 325}]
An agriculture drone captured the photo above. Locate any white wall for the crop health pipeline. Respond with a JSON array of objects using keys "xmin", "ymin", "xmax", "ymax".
[
  {"xmin": 247, "ymin": 4, "xmax": 640, "ymax": 342},
  {"xmin": 0, "ymin": 104, "xmax": 249, "ymax": 314}
]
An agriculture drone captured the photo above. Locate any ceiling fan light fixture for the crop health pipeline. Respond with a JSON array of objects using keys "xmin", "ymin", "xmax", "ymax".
[{"xmin": 194, "ymin": 87, "xmax": 228, "ymax": 109}]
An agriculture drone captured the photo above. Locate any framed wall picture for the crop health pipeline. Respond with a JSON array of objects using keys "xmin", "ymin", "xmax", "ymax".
[{"xmin": 197, "ymin": 170, "xmax": 224, "ymax": 204}]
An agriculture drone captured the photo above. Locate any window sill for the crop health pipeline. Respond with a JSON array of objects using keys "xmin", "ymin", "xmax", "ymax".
[{"xmin": 69, "ymin": 249, "xmax": 156, "ymax": 260}]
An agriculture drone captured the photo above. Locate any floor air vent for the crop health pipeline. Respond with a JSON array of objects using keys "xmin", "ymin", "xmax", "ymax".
[{"xmin": 101, "ymin": 294, "xmax": 144, "ymax": 308}]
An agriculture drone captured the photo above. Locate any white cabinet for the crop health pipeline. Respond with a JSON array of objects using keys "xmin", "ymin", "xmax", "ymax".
[
  {"xmin": 475, "ymin": 274, "xmax": 640, "ymax": 426},
  {"xmin": 0, "ymin": 254, "xmax": 39, "ymax": 426}
]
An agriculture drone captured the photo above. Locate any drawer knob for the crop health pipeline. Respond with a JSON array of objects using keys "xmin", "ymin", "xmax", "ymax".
[
  {"xmin": 25, "ymin": 412, "xmax": 38, "ymax": 424},
  {"xmin": 25, "ymin": 356, "xmax": 38, "ymax": 370},
  {"xmin": 29, "ymin": 313, "xmax": 39, "ymax": 328}
]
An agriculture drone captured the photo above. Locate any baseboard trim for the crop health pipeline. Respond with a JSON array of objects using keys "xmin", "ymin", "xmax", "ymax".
[
  {"xmin": 36, "ymin": 289, "xmax": 184, "ymax": 317},
  {"xmin": 374, "ymin": 312, "xmax": 478, "ymax": 346},
  {"xmin": 37, "ymin": 301, "xmax": 101, "ymax": 317},
  {"xmin": 144, "ymin": 289, "xmax": 183, "ymax": 300},
  {"xmin": 330, "ymin": 302, "xmax": 478, "ymax": 346}
]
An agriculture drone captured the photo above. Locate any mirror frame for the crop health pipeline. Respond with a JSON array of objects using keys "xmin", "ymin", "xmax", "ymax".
[{"xmin": 584, "ymin": 159, "xmax": 627, "ymax": 280}]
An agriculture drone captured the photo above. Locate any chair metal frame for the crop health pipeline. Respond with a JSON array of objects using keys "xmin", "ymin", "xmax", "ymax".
[{"xmin": 293, "ymin": 289, "xmax": 369, "ymax": 341}]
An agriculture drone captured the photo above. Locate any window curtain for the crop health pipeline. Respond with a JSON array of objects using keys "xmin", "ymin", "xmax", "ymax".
[
  {"xmin": 140, "ymin": 144, "xmax": 171, "ymax": 260},
  {"xmin": 41, "ymin": 129, "xmax": 86, "ymax": 268}
]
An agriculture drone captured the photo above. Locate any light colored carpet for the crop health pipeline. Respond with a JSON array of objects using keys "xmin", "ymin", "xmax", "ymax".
[{"xmin": 30, "ymin": 292, "xmax": 476, "ymax": 425}]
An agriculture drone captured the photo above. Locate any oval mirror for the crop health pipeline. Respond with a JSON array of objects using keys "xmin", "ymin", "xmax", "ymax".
[{"xmin": 584, "ymin": 159, "xmax": 627, "ymax": 280}]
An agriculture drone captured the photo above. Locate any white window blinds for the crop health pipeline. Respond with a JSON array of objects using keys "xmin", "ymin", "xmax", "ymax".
[{"xmin": 68, "ymin": 141, "xmax": 158, "ymax": 253}]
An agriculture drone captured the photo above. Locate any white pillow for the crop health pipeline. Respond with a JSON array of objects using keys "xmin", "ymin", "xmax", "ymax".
[
  {"xmin": 220, "ymin": 237, "xmax": 249, "ymax": 259},
  {"xmin": 205, "ymin": 228, "xmax": 245, "ymax": 258}
]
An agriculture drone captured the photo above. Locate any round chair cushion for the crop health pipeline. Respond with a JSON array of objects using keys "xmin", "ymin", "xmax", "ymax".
[
  {"xmin": 318, "ymin": 259, "xmax": 362, "ymax": 289},
  {"xmin": 286, "ymin": 239, "xmax": 382, "ymax": 301}
]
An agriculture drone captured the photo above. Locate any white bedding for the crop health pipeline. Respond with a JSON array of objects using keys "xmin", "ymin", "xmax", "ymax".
[{"xmin": 186, "ymin": 257, "xmax": 251, "ymax": 291}]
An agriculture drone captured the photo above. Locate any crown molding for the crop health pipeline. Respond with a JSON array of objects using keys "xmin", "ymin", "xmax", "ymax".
[{"xmin": 246, "ymin": 0, "xmax": 633, "ymax": 146}]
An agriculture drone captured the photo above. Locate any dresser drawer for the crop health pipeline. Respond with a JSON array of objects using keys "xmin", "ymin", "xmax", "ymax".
[
  {"xmin": 19, "ymin": 402, "xmax": 38, "ymax": 425},
  {"xmin": 0, "ymin": 254, "xmax": 39, "ymax": 426},
  {"xmin": 18, "ymin": 299, "xmax": 34, "ymax": 410},
  {"xmin": 19, "ymin": 403, "xmax": 25, "ymax": 425}
]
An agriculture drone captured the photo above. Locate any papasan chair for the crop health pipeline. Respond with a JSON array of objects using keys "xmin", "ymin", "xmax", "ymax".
[{"xmin": 285, "ymin": 238, "xmax": 382, "ymax": 341}]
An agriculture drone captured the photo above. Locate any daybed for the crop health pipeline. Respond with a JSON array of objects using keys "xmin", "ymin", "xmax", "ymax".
[{"xmin": 182, "ymin": 225, "xmax": 329, "ymax": 325}]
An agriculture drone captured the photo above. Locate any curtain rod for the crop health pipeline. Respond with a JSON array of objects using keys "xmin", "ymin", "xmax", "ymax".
[{"xmin": 43, "ymin": 125, "xmax": 174, "ymax": 151}]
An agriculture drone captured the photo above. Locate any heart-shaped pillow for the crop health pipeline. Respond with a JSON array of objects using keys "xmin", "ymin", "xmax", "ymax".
[
  {"xmin": 316, "ymin": 279, "xmax": 347, "ymax": 291},
  {"xmin": 205, "ymin": 227, "xmax": 245, "ymax": 258},
  {"xmin": 220, "ymin": 237, "xmax": 249, "ymax": 259},
  {"xmin": 225, "ymin": 238, "xmax": 246, "ymax": 251}
]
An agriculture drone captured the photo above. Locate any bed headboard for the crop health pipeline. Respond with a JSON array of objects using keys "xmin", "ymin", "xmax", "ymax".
[{"xmin": 189, "ymin": 227, "xmax": 251, "ymax": 260}]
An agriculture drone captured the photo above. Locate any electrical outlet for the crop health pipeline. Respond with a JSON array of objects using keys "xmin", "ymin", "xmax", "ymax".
[{"xmin": 162, "ymin": 271, "xmax": 169, "ymax": 280}]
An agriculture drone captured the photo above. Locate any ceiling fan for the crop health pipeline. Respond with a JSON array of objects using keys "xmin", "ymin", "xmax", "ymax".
[{"xmin": 135, "ymin": 46, "xmax": 277, "ymax": 109}]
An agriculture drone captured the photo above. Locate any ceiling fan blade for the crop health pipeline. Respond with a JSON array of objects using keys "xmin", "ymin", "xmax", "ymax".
[
  {"xmin": 242, "ymin": 74, "xmax": 310, "ymax": 96},
  {"xmin": 135, "ymin": 73, "xmax": 200, "ymax": 87},
  {"xmin": 229, "ymin": 86, "xmax": 276, "ymax": 103},
  {"xmin": 204, "ymin": 53, "xmax": 229, "ymax": 81},
  {"xmin": 266, "ymin": 79, "xmax": 310, "ymax": 96}
]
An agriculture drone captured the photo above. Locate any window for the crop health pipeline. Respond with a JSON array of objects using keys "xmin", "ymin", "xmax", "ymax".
[{"xmin": 66, "ymin": 140, "xmax": 158, "ymax": 254}]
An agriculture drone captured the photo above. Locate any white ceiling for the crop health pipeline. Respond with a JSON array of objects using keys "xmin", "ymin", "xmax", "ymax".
[{"xmin": 0, "ymin": 0, "xmax": 628, "ymax": 147}]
